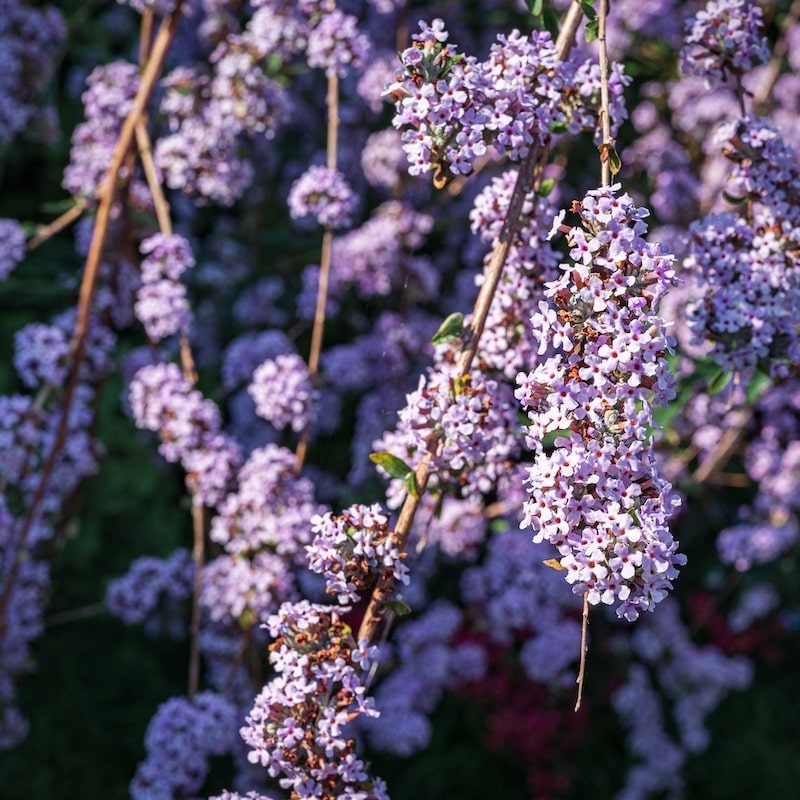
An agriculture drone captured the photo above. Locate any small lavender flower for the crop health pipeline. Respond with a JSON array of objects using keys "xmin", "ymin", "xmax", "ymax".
[
  {"xmin": 0, "ymin": 218, "xmax": 26, "ymax": 280},
  {"xmin": 248, "ymin": 353, "xmax": 315, "ymax": 433},
  {"xmin": 305, "ymin": 9, "xmax": 371, "ymax": 78},
  {"xmin": 287, "ymin": 165, "xmax": 357, "ymax": 230}
]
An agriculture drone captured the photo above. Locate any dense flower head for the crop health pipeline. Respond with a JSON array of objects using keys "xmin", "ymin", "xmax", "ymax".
[
  {"xmin": 202, "ymin": 551, "xmax": 295, "ymax": 625},
  {"xmin": 680, "ymin": 0, "xmax": 769, "ymax": 86},
  {"xmin": 306, "ymin": 9, "xmax": 371, "ymax": 77},
  {"xmin": 388, "ymin": 20, "xmax": 571, "ymax": 180},
  {"xmin": 0, "ymin": 218, "xmax": 26, "ymax": 280},
  {"xmin": 134, "ymin": 233, "xmax": 196, "ymax": 341},
  {"xmin": 306, "ymin": 503, "xmax": 408, "ymax": 604},
  {"xmin": 516, "ymin": 185, "xmax": 684, "ymax": 620},
  {"xmin": 248, "ymin": 353, "xmax": 315, "ymax": 433},
  {"xmin": 210, "ymin": 444, "xmax": 324, "ymax": 558},
  {"xmin": 241, "ymin": 601, "xmax": 387, "ymax": 800},
  {"xmin": 287, "ymin": 165, "xmax": 357, "ymax": 230}
]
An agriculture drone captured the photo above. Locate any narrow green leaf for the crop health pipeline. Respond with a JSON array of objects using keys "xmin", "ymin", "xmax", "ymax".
[
  {"xmin": 708, "ymin": 369, "xmax": 733, "ymax": 395},
  {"xmin": 539, "ymin": 177, "xmax": 556, "ymax": 197},
  {"xmin": 404, "ymin": 471, "xmax": 420, "ymax": 500},
  {"xmin": 580, "ymin": 0, "xmax": 597, "ymax": 20},
  {"xmin": 369, "ymin": 451, "xmax": 414, "ymax": 479},
  {"xmin": 585, "ymin": 18, "xmax": 599, "ymax": 42},
  {"xmin": 745, "ymin": 370, "xmax": 770, "ymax": 404},
  {"xmin": 431, "ymin": 311, "xmax": 464, "ymax": 345},
  {"xmin": 526, "ymin": 0, "xmax": 544, "ymax": 16},
  {"xmin": 385, "ymin": 600, "xmax": 412, "ymax": 617},
  {"xmin": 722, "ymin": 190, "xmax": 747, "ymax": 205},
  {"xmin": 609, "ymin": 148, "xmax": 623, "ymax": 176}
]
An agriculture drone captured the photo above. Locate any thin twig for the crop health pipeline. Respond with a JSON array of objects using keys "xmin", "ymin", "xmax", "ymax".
[
  {"xmin": 597, "ymin": 0, "xmax": 613, "ymax": 189},
  {"xmin": 357, "ymin": 4, "xmax": 586, "ymax": 646},
  {"xmin": 45, "ymin": 602, "xmax": 106, "ymax": 628},
  {"xmin": 692, "ymin": 410, "xmax": 751, "ymax": 483},
  {"xmin": 26, "ymin": 199, "xmax": 90, "ymax": 251},
  {"xmin": 574, "ymin": 591, "xmax": 590, "ymax": 712},
  {"xmin": 188, "ymin": 503, "xmax": 205, "ymax": 701},
  {"xmin": 0, "ymin": 2, "xmax": 185, "ymax": 640},
  {"xmin": 295, "ymin": 72, "xmax": 340, "ymax": 475},
  {"xmin": 135, "ymin": 121, "xmax": 172, "ymax": 234}
]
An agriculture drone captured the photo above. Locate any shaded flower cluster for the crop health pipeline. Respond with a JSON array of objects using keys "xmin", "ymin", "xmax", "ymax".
[
  {"xmin": 248, "ymin": 353, "xmax": 315, "ymax": 434},
  {"xmin": 0, "ymin": 219, "xmax": 26, "ymax": 281},
  {"xmin": 241, "ymin": 601, "xmax": 388, "ymax": 800},
  {"xmin": 680, "ymin": 0, "xmax": 769, "ymax": 86},
  {"xmin": 686, "ymin": 116, "xmax": 800, "ymax": 377},
  {"xmin": 288, "ymin": 166, "xmax": 357, "ymax": 230},
  {"xmin": 516, "ymin": 185, "xmax": 684, "ymax": 620},
  {"xmin": 131, "ymin": 691, "xmax": 238, "ymax": 800}
]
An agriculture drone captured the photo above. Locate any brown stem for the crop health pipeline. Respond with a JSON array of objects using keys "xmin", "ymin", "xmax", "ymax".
[
  {"xmin": 26, "ymin": 199, "xmax": 90, "ymax": 251},
  {"xmin": 574, "ymin": 591, "xmax": 590, "ymax": 712},
  {"xmin": 597, "ymin": 0, "xmax": 613, "ymax": 188},
  {"xmin": 357, "ymin": 4, "xmax": 586, "ymax": 646},
  {"xmin": 0, "ymin": 2, "xmax": 185, "ymax": 641},
  {"xmin": 188, "ymin": 503, "xmax": 205, "ymax": 701},
  {"xmin": 135, "ymin": 120, "xmax": 172, "ymax": 234},
  {"xmin": 295, "ymin": 72, "xmax": 340, "ymax": 475}
]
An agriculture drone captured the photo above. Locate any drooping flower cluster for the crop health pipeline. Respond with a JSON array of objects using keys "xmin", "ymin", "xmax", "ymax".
[
  {"xmin": 287, "ymin": 166, "xmax": 357, "ymax": 230},
  {"xmin": 63, "ymin": 61, "xmax": 141, "ymax": 199},
  {"xmin": 686, "ymin": 116, "xmax": 800, "ymax": 377},
  {"xmin": 680, "ymin": 0, "xmax": 769, "ymax": 86},
  {"xmin": 306, "ymin": 503, "xmax": 408, "ymax": 604},
  {"xmin": 0, "ymin": 0, "xmax": 66, "ymax": 146},
  {"xmin": 0, "ymin": 219, "xmax": 26, "ymax": 281},
  {"xmin": 241, "ymin": 601, "xmax": 388, "ymax": 800},
  {"xmin": 131, "ymin": 691, "xmax": 238, "ymax": 800},
  {"xmin": 134, "ymin": 233, "xmax": 196, "ymax": 341},
  {"xmin": 209, "ymin": 444, "xmax": 324, "ymax": 559},
  {"xmin": 106, "ymin": 549, "xmax": 194, "ymax": 635},
  {"xmin": 516, "ymin": 185, "xmax": 684, "ymax": 620},
  {"xmin": 129, "ymin": 362, "xmax": 241, "ymax": 506}
]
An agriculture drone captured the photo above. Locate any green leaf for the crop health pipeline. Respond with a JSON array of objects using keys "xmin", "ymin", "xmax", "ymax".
[
  {"xmin": 585, "ymin": 18, "xmax": 599, "ymax": 42},
  {"xmin": 526, "ymin": 0, "xmax": 543, "ymax": 15},
  {"xmin": 385, "ymin": 600, "xmax": 412, "ymax": 617},
  {"xmin": 431, "ymin": 311, "xmax": 464, "ymax": 345},
  {"xmin": 745, "ymin": 370, "xmax": 770, "ymax": 404},
  {"xmin": 549, "ymin": 120, "xmax": 569, "ymax": 134},
  {"xmin": 404, "ymin": 471, "xmax": 420, "ymax": 500},
  {"xmin": 708, "ymin": 369, "xmax": 733, "ymax": 395},
  {"xmin": 722, "ymin": 190, "xmax": 748, "ymax": 205},
  {"xmin": 539, "ymin": 177, "xmax": 556, "ymax": 197},
  {"xmin": 580, "ymin": 0, "xmax": 597, "ymax": 20},
  {"xmin": 369, "ymin": 452, "xmax": 414, "ymax": 479},
  {"xmin": 609, "ymin": 148, "xmax": 623, "ymax": 176}
]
